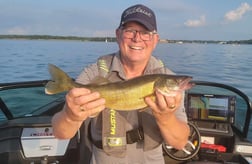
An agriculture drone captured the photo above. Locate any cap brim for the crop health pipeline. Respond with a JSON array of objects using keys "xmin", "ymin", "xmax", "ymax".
[{"xmin": 121, "ymin": 18, "xmax": 155, "ymax": 31}]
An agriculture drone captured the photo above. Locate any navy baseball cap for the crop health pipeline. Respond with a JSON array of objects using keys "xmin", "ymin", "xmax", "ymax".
[{"xmin": 119, "ymin": 4, "xmax": 157, "ymax": 32}]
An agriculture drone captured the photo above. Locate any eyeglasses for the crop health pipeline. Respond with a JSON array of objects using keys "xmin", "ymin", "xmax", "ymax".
[{"xmin": 121, "ymin": 28, "xmax": 157, "ymax": 41}]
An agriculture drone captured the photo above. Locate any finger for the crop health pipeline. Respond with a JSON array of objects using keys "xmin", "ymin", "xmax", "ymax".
[
  {"xmin": 155, "ymin": 89, "xmax": 182, "ymax": 112},
  {"xmin": 79, "ymin": 98, "xmax": 106, "ymax": 118},
  {"xmin": 155, "ymin": 90, "xmax": 168, "ymax": 110},
  {"xmin": 66, "ymin": 88, "xmax": 91, "ymax": 108},
  {"xmin": 145, "ymin": 96, "xmax": 157, "ymax": 110},
  {"xmin": 80, "ymin": 97, "xmax": 106, "ymax": 112},
  {"xmin": 63, "ymin": 104, "xmax": 85, "ymax": 122},
  {"xmin": 68, "ymin": 88, "xmax": 91, "ymax": 98},
  {"xmin": 76, "ymin": 92, "xmax": 101, "ymax": 106},
  {"xmin": 164, "ymin": 96, "xmax": 176, "ymax": 110},
  {"xmin": 86, "ymin": 105, "xmax": 106, "ymax": 118},
  {"xmin": 165, "ymin": 92, "xmax": 182, "ymax": 111},
  {"xmin": 145, "ymin": 95, "xmax": 166, "ymax": 114},
  {"xmin": 65, "ymin": 98, "xmax": 105, "ymax": 121},
  {"xmin": 65, "ymin": 93, "xmax": 78, "ymax": 111}
]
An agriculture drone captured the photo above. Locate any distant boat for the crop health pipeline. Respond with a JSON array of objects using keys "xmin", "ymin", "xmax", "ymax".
[{"xmin": 219, "ymin": 41, "xmax": 227, "ymax": 44}]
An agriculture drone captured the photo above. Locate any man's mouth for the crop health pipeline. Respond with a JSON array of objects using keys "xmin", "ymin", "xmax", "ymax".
[{"xmin": 129, "ymin": 46, "xmax": 143, "ymax": 50}]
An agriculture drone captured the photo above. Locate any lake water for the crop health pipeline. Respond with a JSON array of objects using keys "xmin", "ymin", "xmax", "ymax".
[
  {"xmin": 0, "ymin": 39, "xmax": 252, "ymax": 139},
  {"xmin": 1, "ymin": 39, "xmax": 252, "ymax": 98}
]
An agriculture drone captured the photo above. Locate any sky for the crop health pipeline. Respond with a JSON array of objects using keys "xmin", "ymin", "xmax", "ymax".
[{"xmin": 0, "ymin": 0, "xmax": 252, "ymax": 41}]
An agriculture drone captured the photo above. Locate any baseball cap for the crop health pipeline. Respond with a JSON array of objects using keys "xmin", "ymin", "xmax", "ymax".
[{"xmin": 119, "ymin": 4, "xmax": 157, "ymax": 32}]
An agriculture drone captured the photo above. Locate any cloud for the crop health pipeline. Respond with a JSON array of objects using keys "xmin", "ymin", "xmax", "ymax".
[
  {"xmin": 184, "ymin": 15, "xmax": 206, "ymax": 27},
  {"xmin": 224, "ymin": 3, "xmax": 252, "ymax": 22}
]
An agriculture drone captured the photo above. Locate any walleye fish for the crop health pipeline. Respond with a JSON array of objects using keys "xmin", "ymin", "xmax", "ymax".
[{"xmin": 45, "ymin": 64, "xmax": 193, "ymax": 111}]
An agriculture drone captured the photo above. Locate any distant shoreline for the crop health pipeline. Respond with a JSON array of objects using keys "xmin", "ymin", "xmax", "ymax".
[
  {"xmin": 0, "ymin": 35, "xmax": 116, "ymax": 42},
  {"xmin": 0, "ymin": 34, "xmax": 251, "ymax": 44}
]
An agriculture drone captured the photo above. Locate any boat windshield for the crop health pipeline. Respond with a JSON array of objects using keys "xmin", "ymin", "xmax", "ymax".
[{"xmin": 0, "ymin": 83, "xmax": 65, "ymax": 121}]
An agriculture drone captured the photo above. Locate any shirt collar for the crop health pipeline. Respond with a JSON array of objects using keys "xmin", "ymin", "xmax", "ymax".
[{"xmin": 110, "ymin": 51, "xmax": 163, "ymax": 79}]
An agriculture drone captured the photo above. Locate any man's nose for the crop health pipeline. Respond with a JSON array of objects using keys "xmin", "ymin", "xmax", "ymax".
[{"xmin": 132, "ymin": 31, "xmax": 142, "ymax": 42}]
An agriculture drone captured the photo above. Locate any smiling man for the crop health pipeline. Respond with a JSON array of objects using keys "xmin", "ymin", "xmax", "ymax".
[{"xmin": 52, "ymin": 4, "xmax": 190, "ymax": 164}]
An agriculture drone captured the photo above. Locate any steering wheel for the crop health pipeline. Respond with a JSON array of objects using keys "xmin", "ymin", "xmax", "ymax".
[{"xmin": 162, "ymin": 122, "xmax": 201, "ymax": 161}]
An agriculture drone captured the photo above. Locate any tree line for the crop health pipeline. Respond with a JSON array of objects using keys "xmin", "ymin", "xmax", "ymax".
[
  {"xmin": 0, "ymin": 34, "xmax": 251, "ymax": 44},
  {"xmin": 0, "ymin": 35, "xmax": 116, "ymax": 42}
]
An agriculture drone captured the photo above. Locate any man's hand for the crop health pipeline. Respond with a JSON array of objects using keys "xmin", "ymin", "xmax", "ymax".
[
  {"xmin": 64, "ymin": 88, "xmax": 106, "ymax": 121},
  {"xmin": 145, "ymin": 89, "xmax": 182, "ymax": 119}
]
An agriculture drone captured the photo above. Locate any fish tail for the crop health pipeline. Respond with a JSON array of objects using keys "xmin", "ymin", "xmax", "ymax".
[{"xmin": 45, "ymin": 64, "xmax": 74, "ymax": 94}]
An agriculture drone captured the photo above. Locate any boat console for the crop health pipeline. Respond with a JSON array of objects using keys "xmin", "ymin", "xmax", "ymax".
[
  {"xmin": 21, "ymin": 127, "xmax": 70, "ymax": 158},
  {"xmin": 163, "ymin": 81, "xmax": 252, "ymax": 163},
  {"xmin": 187, "ymin": 93, "xmax": 236, "ymax": 152},
  {"xmin": 0, "ymin": 116, "xmax": 79, "ymax": 164}
]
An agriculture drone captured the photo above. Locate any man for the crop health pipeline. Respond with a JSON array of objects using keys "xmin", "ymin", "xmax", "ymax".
[{"xmin": 52, "ymin": 4, "xmax": 190, "ymax": 164}]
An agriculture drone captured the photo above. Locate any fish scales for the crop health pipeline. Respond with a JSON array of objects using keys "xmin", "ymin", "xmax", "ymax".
[
  {"xmin": 45, "ymin": 64, "xmax": 193, "ymax": 111},
  {"xmin": 89, "ymin": 79, "xmax": 157, "ymax": 110}
]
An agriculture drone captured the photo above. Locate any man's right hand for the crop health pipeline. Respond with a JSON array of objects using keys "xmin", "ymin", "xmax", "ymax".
[{"xmin": 64, "ymin": 88, "xmax": 106, "ymax": 121}]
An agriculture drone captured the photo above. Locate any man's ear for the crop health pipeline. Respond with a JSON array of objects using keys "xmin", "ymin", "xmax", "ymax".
[
  {"xmin": 115, "ymin": 28, "xmax": 121, "ymax": 44},
  {"xmin": 153, "ymin": 34, "xmax": 160, "ymax": 49}
]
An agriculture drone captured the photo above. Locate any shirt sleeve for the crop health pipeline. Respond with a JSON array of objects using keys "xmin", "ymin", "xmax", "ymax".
[{"xmin": 75, "ymin": 63, "xmax": 99, "ymax": 84}]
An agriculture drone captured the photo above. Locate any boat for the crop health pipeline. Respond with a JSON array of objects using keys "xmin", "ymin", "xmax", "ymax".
[{"xmin": 0, "ymin": 80, "xmax": 252, "ymax": 164}]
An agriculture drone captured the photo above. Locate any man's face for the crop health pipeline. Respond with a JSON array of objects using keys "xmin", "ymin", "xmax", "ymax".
[{"xmin": 116, "ymin": 22, "xmax": 159, "ymax": 64}]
